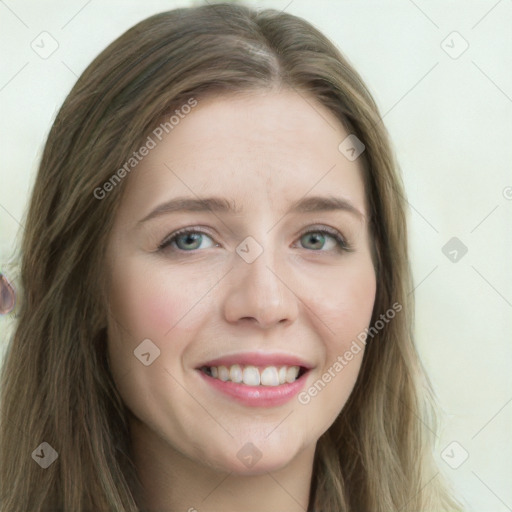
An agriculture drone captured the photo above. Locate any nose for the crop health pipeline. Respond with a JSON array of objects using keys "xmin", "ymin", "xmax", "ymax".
[{"xmin": 222, "ymin": 243, "xmax": 299, "ymax": 329}]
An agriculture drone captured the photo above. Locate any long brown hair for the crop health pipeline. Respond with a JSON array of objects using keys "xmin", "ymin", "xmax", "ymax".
[{"xmin": 0, "ymin": 3, "xmax": 461, "ymax": 511}]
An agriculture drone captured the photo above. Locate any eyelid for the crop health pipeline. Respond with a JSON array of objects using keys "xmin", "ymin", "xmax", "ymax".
[{"xmin": 297, "ymin": 224, "xmax": 347, "ymax": 242}]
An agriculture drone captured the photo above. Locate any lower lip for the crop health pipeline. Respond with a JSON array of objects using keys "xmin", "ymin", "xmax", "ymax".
[{"xmin": 196, "ymin": 370, "xmax": 309, "ymax": 407}]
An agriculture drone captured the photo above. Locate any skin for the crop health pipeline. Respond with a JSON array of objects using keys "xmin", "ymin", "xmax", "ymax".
[{"xmin": 105, "ymin": 88, "xmax": 377, "ymax": 512}]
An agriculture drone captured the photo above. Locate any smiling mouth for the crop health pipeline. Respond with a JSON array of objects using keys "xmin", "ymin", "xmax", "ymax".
[{"xmin": 199, "ymin": 364, "xmax": 308, "ymax": 386}]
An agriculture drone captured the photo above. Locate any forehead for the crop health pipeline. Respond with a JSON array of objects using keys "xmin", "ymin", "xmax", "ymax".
[{"xmin": 116, "ymin": 89, "xmax": 368, "ymax": 222}]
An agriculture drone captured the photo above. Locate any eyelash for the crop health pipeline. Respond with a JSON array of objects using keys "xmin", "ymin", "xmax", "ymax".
[{"xmin": 158, "ymin": 226, "xmax": 353, "ymax": 254}]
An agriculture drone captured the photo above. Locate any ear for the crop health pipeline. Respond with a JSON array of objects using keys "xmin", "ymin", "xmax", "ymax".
[{"xmin": 0, "ymin": 272, "xmax": 16, "ymax": 315}]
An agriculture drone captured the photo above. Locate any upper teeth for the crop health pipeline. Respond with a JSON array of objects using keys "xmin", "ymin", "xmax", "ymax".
[{"xmin": 206, "ymin": 365, "xmax": 301, "ymax": 386}]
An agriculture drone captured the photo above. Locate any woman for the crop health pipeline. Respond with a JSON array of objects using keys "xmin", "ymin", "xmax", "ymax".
[{"xmin": 0, "ymin": 3, "xmax": 462, "ymax": 511}]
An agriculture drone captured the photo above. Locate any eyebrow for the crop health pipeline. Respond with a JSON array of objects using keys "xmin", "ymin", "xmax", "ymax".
[{"xmin": 138, "ymin": 195, "xmax": 364, "ymax": 224}]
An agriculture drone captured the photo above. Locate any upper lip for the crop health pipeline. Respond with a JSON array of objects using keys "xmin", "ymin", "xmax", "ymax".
[{"xmin": 196, "ymin": 352, "xmax": 314, "ymax": 370}]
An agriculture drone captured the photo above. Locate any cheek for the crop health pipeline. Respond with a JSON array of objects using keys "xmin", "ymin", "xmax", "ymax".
[
  {"xmin": 108, "ymin": 260, "xmax": 198, "ymax": 341},
  {"xmin": 311, "ymin": 261, "xmax": 376, "ymax": 345},
  {"xmin": 143, "ymin": 292, "xmax": 181, "ymax": 337},
  {"xmin": 105, "ymin": 261, "xmax": 196, "ymax": 422},
  {"xmin": 297, "ymin": 262, "xmax": 375, "ymax": 430}
]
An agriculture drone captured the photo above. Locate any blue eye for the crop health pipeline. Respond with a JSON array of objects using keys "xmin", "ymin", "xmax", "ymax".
[
  {"xmin": 296, "ymin": 228, "xmax": 351, "ymax": 252},
  {"xmin": 159, "ymin": 228, "xmax": 216, "ymax": 251}
]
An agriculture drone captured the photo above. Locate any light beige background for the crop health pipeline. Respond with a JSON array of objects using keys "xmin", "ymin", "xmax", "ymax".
[{"xmin": 1, "ymin": 1, "xmax": 511, "ymax": 510}]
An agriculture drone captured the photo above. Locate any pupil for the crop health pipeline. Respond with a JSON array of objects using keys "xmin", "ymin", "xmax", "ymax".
[
  {"xmin": 305, "ymin": 232, "xmax": 324, "ymax": 249},
  {"xmin": 179, "ymin": 233, "xmax": 201, "ymax": 250}
]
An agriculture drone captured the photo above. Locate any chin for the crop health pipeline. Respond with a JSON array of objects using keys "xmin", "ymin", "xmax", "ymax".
[{"xmin": 187, "ymin": 436, "xmax": 302, "ymax": 476}]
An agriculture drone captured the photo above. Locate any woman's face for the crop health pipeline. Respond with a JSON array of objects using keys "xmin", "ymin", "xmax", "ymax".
[{"xmin": 105, "ymin": 89, "xmax": 376, "ymax": 475}]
